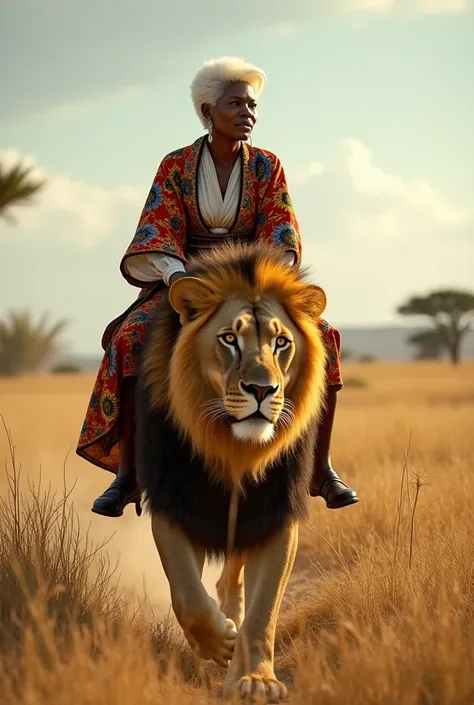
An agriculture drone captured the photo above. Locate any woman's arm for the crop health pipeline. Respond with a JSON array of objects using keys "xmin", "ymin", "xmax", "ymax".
[
  {"xmin": 120, "ymin": 151, "xmax": 188, "ymax": 288},
  {"xmin": 123, "ymin": 253, "xmax": 186, "ymax": 287},
  {"xmin": 253, "ymin": 152, "xmax": 302, "ymax": 265}
]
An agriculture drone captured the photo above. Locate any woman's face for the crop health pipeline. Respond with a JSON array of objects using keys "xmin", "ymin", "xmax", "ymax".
[{"xmin": 204, "ymin": 81, "xmax": 258, "ymax": 142}]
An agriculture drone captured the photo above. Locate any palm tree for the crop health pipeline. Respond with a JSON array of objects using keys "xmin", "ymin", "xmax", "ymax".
[
  {"xmin": 0, "ymin": 160, "xmax": 46, "ymax": 223},
  {"xmin": 0, "ymin": 311, "xmax": 69, "ymax": 376}
]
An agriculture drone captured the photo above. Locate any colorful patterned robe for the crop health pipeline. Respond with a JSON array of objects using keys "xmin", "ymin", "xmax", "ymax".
[{"xmin": 77, "ymin": 136, "xmax": 342, "ymax": 473}]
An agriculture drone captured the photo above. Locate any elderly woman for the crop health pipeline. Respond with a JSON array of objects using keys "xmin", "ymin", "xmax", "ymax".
[{"xmin": 76, "ymin": 57, "xmax": 358, "ymax": 518}]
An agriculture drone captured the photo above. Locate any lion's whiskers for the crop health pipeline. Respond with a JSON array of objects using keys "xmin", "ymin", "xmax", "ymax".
[
  {"xmin": 201, "ymin": 398, "xmax": 225, "ymax": 410},
  {"xmin": 277, "ymin": 400, "xmax": 295, "ymax": 431},
  {"xmin": 278, "ymin": 411, "xmax": 292, "ymax": 430},
  {"xmin": 199, "ymin": 398, "xmax": 228, "ymax": 430}
]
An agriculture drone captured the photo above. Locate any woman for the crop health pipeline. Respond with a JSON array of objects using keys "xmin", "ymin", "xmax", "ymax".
[{"xmin": 76, "ymin": 57, "xmax": 358, "ymax": 518}]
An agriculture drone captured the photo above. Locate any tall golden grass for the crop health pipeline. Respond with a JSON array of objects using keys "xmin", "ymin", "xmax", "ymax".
[{"xmin": 0, "ymin": 362, "xmax": 473, "ymax": 703}]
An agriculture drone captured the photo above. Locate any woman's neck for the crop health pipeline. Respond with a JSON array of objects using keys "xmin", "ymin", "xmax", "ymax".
[{"xmin": 206, "ymin": 133, "xmax": 242, "ymax": 168}]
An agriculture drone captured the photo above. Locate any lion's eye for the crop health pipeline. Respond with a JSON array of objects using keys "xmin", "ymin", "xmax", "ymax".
[
  {"xmin": 275, "ymin": 336, "xmax": 291, "ymax": 351},
  {"xmin": 219, "ymin": 332, "xmax": 238, "ymax": 347}
]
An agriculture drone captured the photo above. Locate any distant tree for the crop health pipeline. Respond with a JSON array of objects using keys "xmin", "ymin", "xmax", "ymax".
[
  {"xmin": 358, "ymin": 354, "xmax": 376, "ymax": 364},
  {"xmin": 340, "ymin": 347, "xmax": 353, "ymax": 362},
  {"xmin": 51, "ymin": 362, "xmax": 82, "ymax": 374},
  {"xmin": 407, "ymin": 329, "xmax": 444, "ymax": 361},
  {"xmin": 397, "ymin": 289, "xmax": 474, "ymax": 365},
  {"xmin": 0, "ymin": 311, "xmax": 68, "ymax": 376},
  {"xmin": 0, "ymin": 159, "xmax": 46, "ymax": 223}
]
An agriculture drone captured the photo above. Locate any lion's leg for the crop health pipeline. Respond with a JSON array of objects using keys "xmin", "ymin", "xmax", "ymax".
[
  {"xmin": 216, "ymin": 555, "xmax": 245, "ymax": 630},
  {"xmin": 224, "ymin": 521, "xmax": 298, "ymax": 703},
  {"xmin": 151, "ymin": 513, "xmax": 238, "ymax": 667}
]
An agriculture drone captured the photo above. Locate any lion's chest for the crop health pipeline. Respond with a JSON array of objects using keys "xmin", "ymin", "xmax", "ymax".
[{"xmin": 137, "ymin": 408, "xmax": 316, "ymax": 559}]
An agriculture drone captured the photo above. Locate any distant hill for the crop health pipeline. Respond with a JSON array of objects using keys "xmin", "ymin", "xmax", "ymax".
[
  {"xmin": 66, "ymin": 326, "xmax": 474, "ymax": 372},
  {"xmin": 338, "ymin": 326, "xmax": 474, "ymax": 362}
]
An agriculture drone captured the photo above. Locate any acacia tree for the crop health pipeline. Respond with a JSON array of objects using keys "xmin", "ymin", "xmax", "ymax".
[
  {"xmin": 0, "ymin": 160, "xmax": 45, "ymax": 223},
  {"xmin": 407, "ymin": 329, "xmax": 444, "ymax": 361},
  {"xmin": 397, "ymin": 289, "xmax": 474, "ymax": 365},
  {"xmin": 0, "ymin": 311, "xmax": 68, "ymax": 376},
  {"xmin": 340, "ymin": 347, "xmax": 353, "ymax": 362}
]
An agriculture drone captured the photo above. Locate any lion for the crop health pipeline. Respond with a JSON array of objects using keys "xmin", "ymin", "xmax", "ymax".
[{"xmin": 136, "ymin": 241, "xmax": 328, "ymax": 702}]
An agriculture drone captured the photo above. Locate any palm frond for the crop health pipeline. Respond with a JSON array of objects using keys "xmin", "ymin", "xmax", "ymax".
[
  {"xmin": 0, "ymin": 161, "xmax": 46, "ymax": 221},
  {"xmin": 0, "ymin": 310, "xmax": 69, "ymax": 376}
]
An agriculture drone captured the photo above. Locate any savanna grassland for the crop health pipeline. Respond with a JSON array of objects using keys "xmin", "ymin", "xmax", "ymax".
[{"xmin": 0, "ymin": 362, "xmax": 473, "ymax": 704}]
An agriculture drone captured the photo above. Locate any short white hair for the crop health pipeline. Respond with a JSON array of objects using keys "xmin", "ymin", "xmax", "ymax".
[{"xmin": 191, "ymin": 56, "xmax": 267, "ymax": 128}]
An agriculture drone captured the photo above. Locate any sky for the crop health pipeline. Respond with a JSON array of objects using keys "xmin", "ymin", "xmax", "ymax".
[{"xmin": 1, "ymin": 0, "xmax": 473, "ymax": 356}]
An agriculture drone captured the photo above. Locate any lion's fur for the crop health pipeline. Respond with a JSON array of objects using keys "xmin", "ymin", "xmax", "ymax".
[
  {"xmin": 141, "ymin": 242, "xmax": 327, "ymax": 485},
  {"xmin": 138, "ymin": 244, "xmax": 327, "ymax": 700}
]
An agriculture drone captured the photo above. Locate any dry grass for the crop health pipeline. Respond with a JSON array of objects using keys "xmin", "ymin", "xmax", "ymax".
[{"xmin": 0, "ymin": 361, "xmax": 473, "ymax": 703}]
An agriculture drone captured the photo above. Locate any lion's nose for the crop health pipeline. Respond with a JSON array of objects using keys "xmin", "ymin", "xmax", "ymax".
[{"xmin": 241, "ymin": 382, "xmax": 278, "ymax": 404}]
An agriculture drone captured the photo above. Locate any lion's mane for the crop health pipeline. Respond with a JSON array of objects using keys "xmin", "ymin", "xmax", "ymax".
[{"xmin": 136, "ymin": 243, "xmax": 327, "ymax": 557}]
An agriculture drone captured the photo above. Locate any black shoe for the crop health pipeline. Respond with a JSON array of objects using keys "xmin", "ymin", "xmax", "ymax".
[
  {"xmin": 91, "ymin": 476, "xmax": 142, "ymax": 518},
  {"xmin": 310, "ymin": 466, "xmax": 359, "ymax": 509}
]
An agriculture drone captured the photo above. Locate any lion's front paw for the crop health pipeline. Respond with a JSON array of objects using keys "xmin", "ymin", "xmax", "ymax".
[
  {"xmin": 224, "ymin": 671, "xmax": 288, "ymax": 703},
  {"xmin": 177, "ymin": 597, "xmax": 238, "ymax": 668}
]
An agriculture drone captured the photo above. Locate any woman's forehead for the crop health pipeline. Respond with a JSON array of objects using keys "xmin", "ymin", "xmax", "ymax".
[{"xmin": 219, "ymin": 81, "xmax": 256, "ymax": 101}]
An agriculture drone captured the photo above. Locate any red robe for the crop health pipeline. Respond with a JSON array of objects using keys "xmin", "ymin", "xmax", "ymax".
[{"xmin": 77, "ymin": 137, "xmax": 342, "ymax": 473}]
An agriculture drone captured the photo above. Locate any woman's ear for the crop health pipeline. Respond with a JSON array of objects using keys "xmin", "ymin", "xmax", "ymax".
[{"xmin": 201, "ymin": 103, "xmax": 211, "ymax": 120}]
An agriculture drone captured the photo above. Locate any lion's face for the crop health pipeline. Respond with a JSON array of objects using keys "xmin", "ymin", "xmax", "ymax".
[
  {"xmin": 194, "ymin": 294, "xmax": 306, "ymax": 445},
  {"xmin": 143, "ymin": 244, "xmax": 328, "ymax": 481}
]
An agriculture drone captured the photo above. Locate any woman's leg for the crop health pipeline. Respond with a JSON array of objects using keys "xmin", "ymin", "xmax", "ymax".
[
  {"xmin": 309, "ymin": 385, "xmax": 358, "ymax": 509},
  {"xmin": 91, "ymin": 377, "xmax": 141, "ymax": 517},
  {"xmin": 309, "ymin": 320, "xmax": 358, "ymax": 509},
  {"xmin": 76, "ymin": 292, "xmax": 164, "ymax": 517}
]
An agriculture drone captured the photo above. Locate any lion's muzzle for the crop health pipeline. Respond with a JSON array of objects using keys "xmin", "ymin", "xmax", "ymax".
[{"xmin": 225, "ymin": 377, "xmax": 283, "ymax": 445}]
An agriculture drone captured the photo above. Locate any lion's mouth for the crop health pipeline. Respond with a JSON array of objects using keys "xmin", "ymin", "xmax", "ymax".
[{"xmin": 225, "ymin": 410, "xmax": 271, "ymax": 425}]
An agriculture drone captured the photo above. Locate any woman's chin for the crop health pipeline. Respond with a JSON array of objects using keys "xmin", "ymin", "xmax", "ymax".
[{"xmin": 231, "ymin": 127, "xmax": 253, "ymax": 142}]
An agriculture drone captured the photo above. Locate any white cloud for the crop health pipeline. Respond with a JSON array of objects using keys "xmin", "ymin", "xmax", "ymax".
[
  {"xmin": 289, "ymin": 139, "xmax": 473, "ymax": 324},
  {"xmin": 2, "ymin": 139, "xmax": 471, "ymax": 263},
  {"xmin": 1, "ymin": 140, "xmax": 472, "ymax": 347},
  {"xmin": 0, "ymin": 149, "xmax": 144, "ymax": 248},
  {"xmin": 263, "ymin": 0, "xmax": 469, "ymax": 34},
  {"xmin": 415, "ymin": 0, "xmax": 469, "ymax": 13},
  {"xmin": 342, "ymin": 139, "xmax": 468, "ymax": 229},
  {"xmin": 295, "ymin": 161, "xmax": 325, "ymax": 183},
  {"xmin": 342, "ymin": 0, "xmax": 395, "ymax": 11},
  {"xmin": 295, "ymin": 138, "xmax": 470, "ymax": 234},
  {"xmin": 341, "ymin": 0, "xmax": 468, "ymax": 11}
]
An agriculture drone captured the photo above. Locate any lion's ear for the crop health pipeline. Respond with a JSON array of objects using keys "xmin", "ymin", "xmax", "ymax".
[
  {"xmin": 302, "ymin": 285, "xmax": 327, "ymax": 318},
  {"xmin": 169, "ymin": 276, "xmax": 214, "ymax": 325}
]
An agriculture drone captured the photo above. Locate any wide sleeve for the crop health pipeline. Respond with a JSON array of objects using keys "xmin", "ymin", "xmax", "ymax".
[
  {"xmin": 120, "ymin": 152, "xmax": 188, "ymax": 287},
  {"xmin": 123, "ymin": 253, "xmax": 186, "ymax": 286},
  {"xmin": 253, "ymin": 153, "xmax": 302, "ymax": 265}
]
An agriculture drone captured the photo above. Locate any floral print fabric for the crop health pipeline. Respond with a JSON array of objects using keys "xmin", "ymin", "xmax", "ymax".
[{"xmin": 76, "ymin": 137, "xmax": 343, "ymax": 473}]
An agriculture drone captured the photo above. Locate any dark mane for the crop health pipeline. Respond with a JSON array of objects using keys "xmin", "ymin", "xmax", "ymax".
[{"xmin": 185, "ymin": 240, "xmax": 310, "ymax": 287}]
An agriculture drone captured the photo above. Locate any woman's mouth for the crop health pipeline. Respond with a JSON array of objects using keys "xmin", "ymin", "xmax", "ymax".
[{"xmin": 236, "ymin": 122, "xmax": 253, "ymax": 131}]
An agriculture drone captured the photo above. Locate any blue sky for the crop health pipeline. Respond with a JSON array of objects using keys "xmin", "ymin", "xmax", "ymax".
[{"xmin": 1, "ymin": 0, "xmax": 473, "ymax": 356}]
